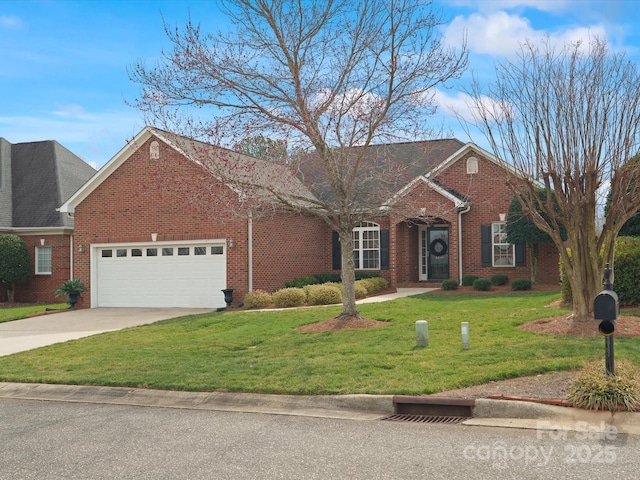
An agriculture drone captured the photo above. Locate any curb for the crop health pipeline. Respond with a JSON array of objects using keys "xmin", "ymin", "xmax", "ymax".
[
  {"xmin": 0, "ymin": 382, "xmax": 393, "ymax": 421},
  {"xmin": 2, "ymin": 381, "xmax": 640, "ymax": 434}
]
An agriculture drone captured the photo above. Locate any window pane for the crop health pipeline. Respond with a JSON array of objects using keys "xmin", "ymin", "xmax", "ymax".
[
  {"xmin": 146, "ymin": 248, "xmax": 158, "ymax": 256},
  {"xmin": 194, "ymin": 247, "xmax": 206, "ymax": 255},
  {"xmin": 36, "ymin": 247, "xmax": 52, "ymax": 274},
  {"xmin": 162, "ymin": 248, "xmax": 174, "ymax": 256},
  {"xmin": 211, "ymin": 246, "xmax": 224, "ymax": 255},
  {"xmin": 101, "ymin": 250, "xmax": 113, "ymax": 258},
  {"xmin": 131, "ymin": 248, "xmax": 143, "ymax": 257},
  {"xmin": 116, "ymin": 249, "xmax": 127, "ymax": 257},
  {"xmin": 178, "ymin": 247, "xmax": 189, "ymax": 256}
]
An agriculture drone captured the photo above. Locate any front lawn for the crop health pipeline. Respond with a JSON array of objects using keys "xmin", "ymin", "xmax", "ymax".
[
  {"xmin": 0, "ymin": 304, "xmax": 68, "ymax": 324},
  {"xmin": 0, "ymin": 292, "xmax": 636, "ymax": 395}
]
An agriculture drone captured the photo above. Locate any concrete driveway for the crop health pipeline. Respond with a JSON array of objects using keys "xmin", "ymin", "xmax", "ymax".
[{"xmin": 0, "ymin": 308, "xmax": 213, "ymax": 357}]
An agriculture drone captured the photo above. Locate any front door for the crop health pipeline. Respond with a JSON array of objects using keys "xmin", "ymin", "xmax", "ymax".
[{"xmin": 419, "ymin": 226, "xmax": 449, "ymax": 281}]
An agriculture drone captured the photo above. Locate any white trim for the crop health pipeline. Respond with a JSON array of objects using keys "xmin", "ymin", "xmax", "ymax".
[
  {"xmin": 426, "ymin": 142, "xmax": 521, "ymax": 180},
  {"xmin": 0, "ymin": 227, "xmax": 73, "ymax": 235}
]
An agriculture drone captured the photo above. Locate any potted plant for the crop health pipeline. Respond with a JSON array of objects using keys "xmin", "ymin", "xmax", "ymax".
[{"xmin": 55, "ymin": 278, "xmax": 87, "ymax": 308}]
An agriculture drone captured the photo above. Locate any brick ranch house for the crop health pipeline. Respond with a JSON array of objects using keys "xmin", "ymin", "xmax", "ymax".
[
  {"xmin": 55, "ymin": 127, "xmax": 559, "ymax": 309},
  {"xmin": 0, "ymin": 137, "xmax": 96, "ymax": 303}
]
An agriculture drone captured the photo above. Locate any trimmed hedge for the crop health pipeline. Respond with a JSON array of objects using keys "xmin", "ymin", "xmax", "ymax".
[
  {"xmin": 243, "ymin": 289, "xmax": 272, "ymax": 309},
  {"xmin": 442, "ymin": 279, "xmax": 458, "ymax": 290},
  {"xmin": 272, "ymin": 288, "xmax": 306, "ymax": 308},
  {"xmin": 304, "ymin": 284, "xmax": 343, "ymax": 305},
  {"xmin": 285, "ymin": 272, "xmax": 382, "ymax": 288},
  {"xmin": 461, "ymin": 274, "xmax": 479, "ymax": 287},
  {"xmin": 490, "ymin": 274, "xmax": 509, "ymax": 286},
  {"xmin": 511, "ymin": 278, "xmax": 532, "ymax": 291},
  {"xmin": 473, "ymin": 278, "xmax": 492, "ymax": 291},
  {"xmin": 611, "ymin": 237, "xmax": 640, "ymax": 306}
]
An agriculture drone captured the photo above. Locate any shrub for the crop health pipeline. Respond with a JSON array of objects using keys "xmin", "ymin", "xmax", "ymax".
[
  {"xmin": 272, "ymin": 287, "xmax": 306, "ymax": 308},
  {"xmin": 285, "ymin": 275, "xmax": 319, "ymax": 288},
  {"xmin": 305, "ymin": 284, "xmax": 342, "ymax": 305},
  {"xmin": 354, "ymin": 281, "xmax": 368, "ymax": 299},
  {"xmin": 511, "ymin": 278, "xmax": 532, "ymax": 291},
  {"xmin": 568, "ymin": 360, "xmax": 640, "ymax": 412},
  {"xmin": 243, "ymin": 289, "xmax": 272, "ymax": 309},
  {"xmin": 472, "ymin": 278, "xmax": 491, "ymax": 291},
  {"xmin": 490, "ymin": 274, "xmax": 509, "ymax": 286},
  {"xmin": 359, "ymin": 276, "xmax": 388, "ymax": 294},
  {"xmin": 461, "ymin": 274, "xmax": 478, "ymax": 287},
  {"xmin": 441, "ymin": 279, "xmax": 458, "ymax": 290},
  {"xmin": 611, "ymin": 237, "xmax": 640, "ymax": 306}
]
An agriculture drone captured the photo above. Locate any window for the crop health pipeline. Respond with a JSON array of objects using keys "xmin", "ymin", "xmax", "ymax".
[
  {"xmin": 352, "ymin": 221, "xmax": 380, "ymax": 269},
  {"xmin": 194, "ymin": 247, "xmax": 206, "ymax": 256},
  {"xmin": 131, "ymin": 248, "xmax": 143, "ymax": 257},
  {"xmin": 101, "ymin": 250, "xmax": 113, "ymax": 258},
  {"xmin": 147, "ymin": 248, "xmax": 158, "ymax": 257},
  {"xmin": 162, "ymin": 248, "xmax": 174, "ymax": 256},
  {"xmin": 178, "ymin": 247, "xmax": 190, "ymax": 256},
  {"xmin": 35, "ymin": 246, "xmax": 52, "ymax": 275},
  {"xmin": 211, "ymin": 246, "xmax": 224, "ymax": 255},
  {"xmin": 492, "ymin": 222, "xmax": 514, "ymax": 266},
  {"xmin": 116, "ymin": 249, "xmax": 127, "ymax": 258}
]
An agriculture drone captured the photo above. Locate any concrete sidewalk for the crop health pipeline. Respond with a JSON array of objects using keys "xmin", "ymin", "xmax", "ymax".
[{"xmin": 0, "ymin": 307, "xmax": 212, "ymax": 357}]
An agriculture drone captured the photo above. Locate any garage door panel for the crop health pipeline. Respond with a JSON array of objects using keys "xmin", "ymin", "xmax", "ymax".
[{"xmin": 96, "ymin": 243, "xmax": 227, "ymax": 308}]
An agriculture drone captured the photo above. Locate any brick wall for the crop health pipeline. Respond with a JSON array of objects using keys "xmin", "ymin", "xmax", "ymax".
[{"xmin": 1, "ymin": 233, "xmax": 72, "ymax": 304}]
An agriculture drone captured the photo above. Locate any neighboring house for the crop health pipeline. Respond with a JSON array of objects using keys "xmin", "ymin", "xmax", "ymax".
[
  {"xmin": 0, "ymin": 138, "xmax": 96, "ymax": 303},
  {"xmin": 57, "ymin": 127, "xmax": 559, "ymax": 309}
]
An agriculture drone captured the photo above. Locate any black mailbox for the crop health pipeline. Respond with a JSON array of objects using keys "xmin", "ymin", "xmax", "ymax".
[{"xmin": 594, "ymin": 290, "xmax": 619, "ymax": 336}]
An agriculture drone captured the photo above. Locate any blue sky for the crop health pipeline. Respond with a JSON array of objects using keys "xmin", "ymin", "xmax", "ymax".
[{"xmin": 1, "ymin": 0, "xmax": 639, "ymax": 169}]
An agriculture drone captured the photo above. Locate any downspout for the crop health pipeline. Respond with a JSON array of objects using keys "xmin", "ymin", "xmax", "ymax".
[
  {"xmin": 458, "ymin": 204, "xmax": 471, "ymax": 283},
  {"xmin": 248, "ymin": 212, "xmax": 253, "ymax": 292},
  {"xmin": 70, "ymin": 235, "xmax": 74, "ymax": 279}
]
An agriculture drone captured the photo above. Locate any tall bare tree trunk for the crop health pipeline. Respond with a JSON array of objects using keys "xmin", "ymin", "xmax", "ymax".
[{"xmin": 338, "ymin": 229, "xmax": 361, "ymax": 320}]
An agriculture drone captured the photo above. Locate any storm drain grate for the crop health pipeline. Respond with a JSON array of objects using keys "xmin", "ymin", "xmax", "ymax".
[{"xmin": 381, "ymin": 414, "xmax": 467, "ymax": 424}]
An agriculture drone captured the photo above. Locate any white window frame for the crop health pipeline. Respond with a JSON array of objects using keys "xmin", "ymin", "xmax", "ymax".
[
  {"xmin": 492, "ymin": 222, "xmax": 515, "ymax": 267},
  {"xmin": 353, "ymin": 221, "xmax": 380, "ymax": 270},
  {"xmin": 35, "ymin": 246, "xmax": 52, "ymax": 275}
]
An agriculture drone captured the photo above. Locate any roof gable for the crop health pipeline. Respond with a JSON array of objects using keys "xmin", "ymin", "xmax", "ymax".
[
  {"xmin": 60, "ymin": 127, "xmax": 316, "ymax": 214},
  {"xmin": 1, "ymin": 138, "xmax": 95, "ymax": 228}
]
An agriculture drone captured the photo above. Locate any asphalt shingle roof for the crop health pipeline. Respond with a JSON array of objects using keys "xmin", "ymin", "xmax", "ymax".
[{"xmin": 0, "ymin": 138, "xmax": 96, "ymax": 229}]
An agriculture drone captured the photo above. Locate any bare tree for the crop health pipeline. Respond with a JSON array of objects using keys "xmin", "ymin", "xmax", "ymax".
[
  {"xmin": 468, "ymin": 37, "xmax": 640, "ymax": 321},
  {"xmin": 129, "ymin": 0, "xmax": 467, "ymax": 320}
]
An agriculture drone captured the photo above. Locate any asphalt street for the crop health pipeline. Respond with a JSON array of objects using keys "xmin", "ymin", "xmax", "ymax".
[{"xmin": 2, "ymin": 398, "xmax": 639, "ymax": 480}]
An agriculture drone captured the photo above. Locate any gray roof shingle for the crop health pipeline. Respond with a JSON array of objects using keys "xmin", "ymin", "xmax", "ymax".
[{"xmin": 0, "ymin": 138, "xmax": 96, "ymax": 229}]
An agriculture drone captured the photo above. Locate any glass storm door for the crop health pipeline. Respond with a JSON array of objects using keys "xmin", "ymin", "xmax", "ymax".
[{"xmin": 419, "ymin": 227, "xmax": 449, "ymax": 281}]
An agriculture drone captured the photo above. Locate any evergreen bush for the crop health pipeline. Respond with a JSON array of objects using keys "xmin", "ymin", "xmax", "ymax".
[
  {"xmin": 461, "ymin": 274, "xmax": 478, "ymax": 287},
  {"xmin": 272, "ymin": 287, "xmax": 306, "ymax": 308},
  {"xmin": 243, "ymin": 290, "xmax": 272, "ymax": 309},
  {"xmin": 511, "ymin": 278, "xmax": 532, "ymax": 291},
  {"xmin": 490, "ymin": 273, "xmax": 509, "ymax": 286},
  {"xmin": 442, "ymin": 279, "xmax": 458, "ymax": 290},
  {"xmin": 472, "ymin": 278, "xmax": 491, "ymax": 291}
]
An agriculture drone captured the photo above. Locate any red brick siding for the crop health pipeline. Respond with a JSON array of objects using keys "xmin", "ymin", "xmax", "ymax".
[{"xmin": 252, "ymin": 213, "xmax": 331, "ymax": 292}]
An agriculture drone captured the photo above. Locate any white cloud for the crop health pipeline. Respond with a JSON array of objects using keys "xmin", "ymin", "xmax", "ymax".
[
  {"xmin": 444, "ymin": 11, "xmax": 608, "ymax": 57},
  {"xmin": 0, "ymin": 14, "xmax": 22, "ymax": 28}
]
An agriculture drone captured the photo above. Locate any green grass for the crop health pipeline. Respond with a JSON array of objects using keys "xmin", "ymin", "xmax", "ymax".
[
  {"xmin": 0, "ymin": 304, "xmax": 68, "ymax": 323},
  {"xmin": 0, "ymin": 292, "xmax": 637, "ymax": 395}
]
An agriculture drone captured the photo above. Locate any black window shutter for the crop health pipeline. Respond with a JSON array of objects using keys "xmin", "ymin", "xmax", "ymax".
[
  {"xmin": 380, "ymin": 230, "xmax": 389, "ymax": 270},
  {"xmin": 332, "ymin": 231, "xmax": 341, "ymax": 270},
  {"xmin": 515, "ymin": 242, "xmax": 526, "ymax": 266},
  {"xmin": 481, "ymin": 224, "xmax": 491, "ymax": 267}
]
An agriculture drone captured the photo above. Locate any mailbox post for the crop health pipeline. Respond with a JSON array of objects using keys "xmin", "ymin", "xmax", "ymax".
[{"xmin": 593, "ymin": 263, "xmax": 618, "ymax": 375}]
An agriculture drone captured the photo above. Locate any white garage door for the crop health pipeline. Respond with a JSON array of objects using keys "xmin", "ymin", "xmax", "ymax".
[{"xmin": 94, "ymin": 242, "xmax": 227, "ymax": 308}]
